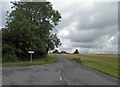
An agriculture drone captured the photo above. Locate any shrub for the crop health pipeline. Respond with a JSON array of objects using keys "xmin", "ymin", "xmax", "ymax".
[
  {"xmin": 2, "ymin": 54, "xmax": 18, "ymax": 63},
  {"xmin": 72, "ymin": 58, "xmax": 77, "ymax": 60},
  {"xmin": 2, "ymin": 44, "xmax": 15, "ymax": 54},
  {"xmin": 77, "ymin": 58, "xmax": 81, "ymax": 62},
  {"xmin": 72, "ymin": 57, "xmax": 84, "ymax": 64}
]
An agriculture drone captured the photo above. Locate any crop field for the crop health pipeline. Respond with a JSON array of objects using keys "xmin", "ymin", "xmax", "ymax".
[{"xmin": 63, "ymin": 54, "xmax": 119, "ymax": 79}]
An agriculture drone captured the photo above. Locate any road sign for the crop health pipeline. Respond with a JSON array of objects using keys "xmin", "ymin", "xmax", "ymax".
[
  {"xmin": 28, "ymin": 51, "xmax": 34, "ymax": 63},
  {"xmin": 28, "ymin": 51, "xmax": 34, "ymax": 53}
]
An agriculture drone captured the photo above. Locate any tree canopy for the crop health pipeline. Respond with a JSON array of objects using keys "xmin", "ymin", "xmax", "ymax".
[
  {"xmin": 2, "ymin": 1, "xmax": 61, "ymax": 60},
  {"xmin": 74, "ymin": 49, "xmax": 79, "ymax": 54}
]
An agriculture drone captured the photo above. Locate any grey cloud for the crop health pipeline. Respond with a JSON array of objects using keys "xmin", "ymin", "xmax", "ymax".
[
  {"xmin": 67, "ymin": 25, "xmax": 117, "ymax": 43},
  {"xmin": 55, "ymin": 2, "xmax": 118, "ymax": 54},
  {"xmin": 111, "ymin": 35, "xmax": 118, "ymax": 45},
  {"xmin": 78, "ymin": 2, "xmax": 118, "ymax": 30},
  {"xmin": 71, "ymin": 42, "xmax": 100, "ymax": 49},
  {"xmin": 0, "ymin": 2, "xmax": 11, "ymax": 28},
  {"xmin": 56, "ymin": 2, "xmax": 117, "ymax": 31}
]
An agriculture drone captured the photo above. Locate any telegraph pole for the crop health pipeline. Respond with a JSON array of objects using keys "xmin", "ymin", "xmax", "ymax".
[{"xmin": 101, "ymin": 46, "xmax": 102, "ymax": 54}]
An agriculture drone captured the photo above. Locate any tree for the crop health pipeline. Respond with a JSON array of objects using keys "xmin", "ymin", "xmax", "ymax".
[
  {"xmin": 53, "ymin": 50, "xmax": 59, "ymax": 54},
  {"xmin": 74, "ymin": 49, "xmax": 79, "ymax": 54},
  {"xmin": 3, "ymin": 1, "xmax": 61, "ymax": 60},
  {"xmin": 61, "ymin": 51, "xmax": 68, "ymax": 54}
]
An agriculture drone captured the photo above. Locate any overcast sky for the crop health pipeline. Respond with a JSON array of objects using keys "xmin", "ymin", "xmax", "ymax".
[{"xmin": 0, "ymin": 0, "xmax": 118, "ymax": 54}]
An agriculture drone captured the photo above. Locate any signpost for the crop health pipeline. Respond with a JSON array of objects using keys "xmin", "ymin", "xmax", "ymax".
[{"xmin": 28, "ymin": 51, "xmax": 34, "ymax": 63}]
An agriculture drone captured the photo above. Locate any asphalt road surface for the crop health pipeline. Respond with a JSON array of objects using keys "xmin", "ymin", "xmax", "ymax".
[{"xmin": 2, "ymin": 55, "xmax": 118, "ymax": 85}]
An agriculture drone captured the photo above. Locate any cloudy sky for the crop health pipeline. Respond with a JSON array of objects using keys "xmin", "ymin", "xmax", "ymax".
[{"xmin": 0, "ymin": 0, "xmax": 119, "ymax": 54}]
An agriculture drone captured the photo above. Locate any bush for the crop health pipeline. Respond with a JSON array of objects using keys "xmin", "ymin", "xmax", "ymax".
[
  {"xmin": 2, "ymin": 44, "xmax": 15, "ymax": 54},
  {"xmin": 72, "ymin": 58, "xmax": 77, "ymax": 60},
  {"xmin": 76, "ymin": 58, "xmax": 81, "ymax": 63},
  {"xmin": 2, "ymin": 54, "xmax": 18, "ymax": 63},
  {"xmin": 72, "ymin": 57, "xmax": 84, "ymax": 64}
]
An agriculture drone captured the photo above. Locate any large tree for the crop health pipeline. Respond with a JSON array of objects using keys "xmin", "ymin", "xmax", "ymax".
[{"xmin": 3, "ymin": 1, "xmax": 61, "ymax": 60}]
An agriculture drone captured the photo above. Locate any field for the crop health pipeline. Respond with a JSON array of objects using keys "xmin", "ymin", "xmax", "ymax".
[
  {"xmin": 2, "ymin": 54, "xmax": 57, "ymax": 66},
  {"xmin": 63, "ymin": 54, "xmax": 119, "ymax": 79}
]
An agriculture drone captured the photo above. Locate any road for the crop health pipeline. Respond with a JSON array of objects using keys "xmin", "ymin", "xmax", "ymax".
[{"xmin": 2, "ymin": 55, "xmax": 118, "ymax": 85}]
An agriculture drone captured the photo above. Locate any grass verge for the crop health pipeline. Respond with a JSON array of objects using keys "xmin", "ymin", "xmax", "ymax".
[
  {"xmin": 63, "ymin": 54, "xmax": 119, "ymax": 79},
  {"xmin": 2, "ymin": 54, "xmax": 57, "ymax": 66}
]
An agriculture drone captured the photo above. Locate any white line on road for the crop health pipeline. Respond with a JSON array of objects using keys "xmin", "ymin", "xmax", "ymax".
[
  {"xmin": 58, "ymin": 71, "xmax": 61, "ymax": 74},
  {"xmin": 58, "ymin": 71, "xmax": 63, "ymax": 80},
  {"xmin": 60, "ymin": 66, "xmax": 62, "ymax": 68},
  {"xmin": 60, "ymin": 76, "xmax": 63, "ymax": 80}
]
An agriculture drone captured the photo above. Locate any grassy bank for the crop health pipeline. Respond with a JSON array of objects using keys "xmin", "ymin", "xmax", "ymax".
[
  {"xmin": 63, "ymin": 54, "xmax": 119, "ymax": 79},
  {"xmin": 2, "ymin": 54, "xmax": 57, "ymax": 66}
]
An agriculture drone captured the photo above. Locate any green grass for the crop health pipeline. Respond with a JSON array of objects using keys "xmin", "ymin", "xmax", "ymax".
[
  {"xmin": 2, "ymin": 54, "xmax": 57, "ymax": 66},
  {"xmin": 63, "ymin": 54, "xmax": 119, "ymax": 79}
]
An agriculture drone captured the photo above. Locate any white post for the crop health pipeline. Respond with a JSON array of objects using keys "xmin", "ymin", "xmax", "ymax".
[
  {"xmin": 28, "ymin": 51, "xmax": 34, "ymax": 63},
  {"xmin": 30, "ymin": 53, "xmax": 32, "ymax": 63}
]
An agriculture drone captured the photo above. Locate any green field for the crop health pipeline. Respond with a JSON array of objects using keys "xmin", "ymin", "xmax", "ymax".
[
  {"xmin": 2, "ymin": 54, "xmax": 57, "ymax": 66},
  {"xmin": 64, "ymin": 54, "xmax": 119, "ymax": 79}
]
